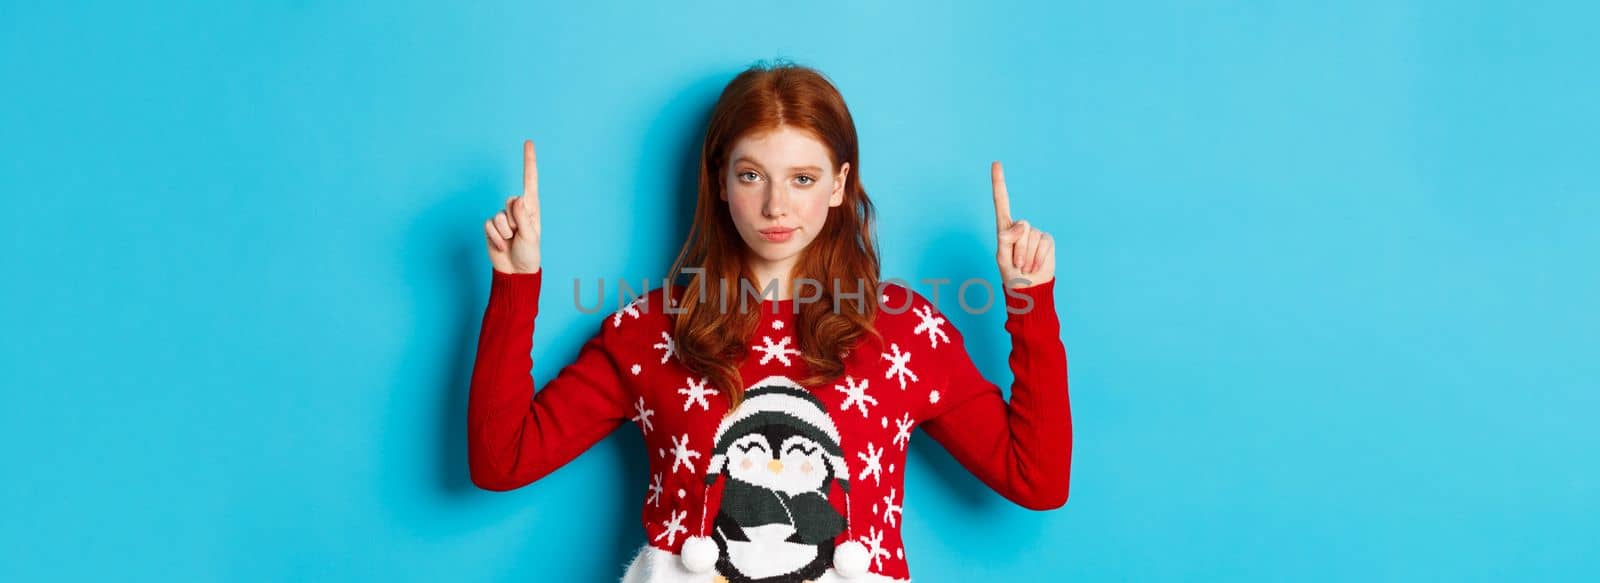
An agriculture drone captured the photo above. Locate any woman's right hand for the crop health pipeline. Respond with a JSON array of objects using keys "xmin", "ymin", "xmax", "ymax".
[{"xmin": 484, "ymin": 140, "xmax": 543, "ymax": 275}]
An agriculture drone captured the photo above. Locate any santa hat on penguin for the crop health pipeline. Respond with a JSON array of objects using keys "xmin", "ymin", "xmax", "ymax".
[{"xmin": 677, "ymin": 375, "xmax": 873, "ymax": 578}]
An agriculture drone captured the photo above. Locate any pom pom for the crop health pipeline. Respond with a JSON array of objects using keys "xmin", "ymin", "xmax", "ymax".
[
  {"xmin": 833, "ymin": 540, "xmax": 869, "ymax": 578},
  {"xmin": 680, "ymin": 535, "xmax": 718, "ymax": 573}
]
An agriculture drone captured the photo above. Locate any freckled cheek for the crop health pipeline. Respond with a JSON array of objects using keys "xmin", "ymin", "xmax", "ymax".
[
  {"xmin": 800, "ymin": 200, "xmax": 831, "ymax": 229},
  {"xmin": 729, "ymin": 201, "xmax": 757, "ymax": 225}
]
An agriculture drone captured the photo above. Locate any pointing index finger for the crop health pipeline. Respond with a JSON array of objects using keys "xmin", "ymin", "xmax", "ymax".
[
  {"xmin": 991, "ymin": 161, "xmax": 1012, "ymax": 231},
  {"xmin": 522, "ymin": 139, "xmax": 539, "ymax": 202}
]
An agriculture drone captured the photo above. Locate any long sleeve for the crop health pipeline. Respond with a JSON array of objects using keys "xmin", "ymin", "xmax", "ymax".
[
  {"xmin": 467, "ymin": 268, "xmax": 632, "ymax": 491},
  {"xmin": 917, "ymin": 278, "xmax": 1072, "ymax": 510}
]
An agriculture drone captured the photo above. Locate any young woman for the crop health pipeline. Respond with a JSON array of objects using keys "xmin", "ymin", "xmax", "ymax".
[{"xmin": 469, "ymin": 63, "xmax": 1070, "ymax": 583}]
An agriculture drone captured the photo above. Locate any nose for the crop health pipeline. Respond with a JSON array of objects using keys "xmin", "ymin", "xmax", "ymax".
[
  {"xmin": 763, "ymin": 185, "xmax": 789, "ymax": 218},
  {"xmin": 767, "ymin": 459, "xmax": 784, "ymax": 474}
]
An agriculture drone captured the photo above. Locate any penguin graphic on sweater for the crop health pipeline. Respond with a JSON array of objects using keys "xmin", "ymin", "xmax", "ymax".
[{"xmin": 699, "ymin": 376, "xmax": 857, "ymax": 583}]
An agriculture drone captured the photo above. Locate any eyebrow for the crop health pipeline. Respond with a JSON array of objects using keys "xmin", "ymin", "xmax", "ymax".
[{"xmin": 732, "ymin": 156, "xmax": 823, "ymax": 173}]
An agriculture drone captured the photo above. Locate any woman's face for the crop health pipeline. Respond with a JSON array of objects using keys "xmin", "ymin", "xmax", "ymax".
[{"xmin": 721, "ymin": 125, "xmax": 850, "ymax": 273}]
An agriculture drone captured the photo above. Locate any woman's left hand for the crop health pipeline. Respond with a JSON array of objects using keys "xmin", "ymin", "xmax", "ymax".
[{"xmin": 991, "ymin": 161, "xmax": 1056, "ymax": 289}]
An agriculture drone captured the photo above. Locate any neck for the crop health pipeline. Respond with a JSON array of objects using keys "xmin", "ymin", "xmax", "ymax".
[{"xmin": 747, "ymin": 255, "xmax": 798, "ymax": 301}]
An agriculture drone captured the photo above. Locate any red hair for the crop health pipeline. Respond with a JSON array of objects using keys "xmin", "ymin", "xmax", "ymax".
[{"xmin": 666, "ymin": 62, "xmax": 883, "ymax": 409}]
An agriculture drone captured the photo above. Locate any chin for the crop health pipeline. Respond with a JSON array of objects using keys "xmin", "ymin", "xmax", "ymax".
[
  {"xmin": 748, "ymin": 255, "xmax": 792, "ymax": 273},
  {"xmin": 746, "ymin": 240, "xmax": 798, "ymax": 260}
]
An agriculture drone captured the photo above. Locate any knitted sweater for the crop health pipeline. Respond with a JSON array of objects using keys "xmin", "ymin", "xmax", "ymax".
[{"xmin": 468, "ymin": 269, "xmax": 1072, "ymax": 582}]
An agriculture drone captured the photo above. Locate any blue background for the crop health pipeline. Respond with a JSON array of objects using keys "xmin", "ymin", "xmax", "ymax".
[{"xmin": 3, "ymin": 1, "xmax": 1596, "ymax": 581}]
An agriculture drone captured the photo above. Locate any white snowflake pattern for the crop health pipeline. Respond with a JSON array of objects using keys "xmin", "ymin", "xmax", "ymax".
[
  {"xmin": 612, "ymin": 295, "xmax": 647, "ymax": 328},
  {"xmin": 646, "ymin": 473, "xmax": 664, "ymax": 507},
  {"xmin": 833, "ymin": 376, "xmax": 877, "ymax": 417},
  {"xmin": 654, "ymin": 509, "xmax": 688, "ymax": 546},
  {"xmin": 676, "ymin": 376, "xmax": 715, "ymax": 411},
  {"xmin": 772, "ymin": 319, "xmax": 785, "ymax": 330},
  {"xmin": 754, "ymin": 335, "xmax": 802, "ymax": 367},
  {"xmin": 892, "ymin": 413, "xmax": 914, "ymax": 451},
  {"xmin": 882, "ymin": 343, "xmax": 919, "ymax": 390},
  {"xmin": 857, "ymin": 442, "xmax": 884, "ymax": 486},
  {"xmin": 631, "ymin": 397, "xmax": 655, "ymax": 434},
  {"xmin": 667, "ymin": 433, "xmax": 701, "ymax": 474},
  {"xmin": 929, "ymin": 389, "xmax": 941, "ymax": 404},
  {"xmin": 652, "ymin": 331, "xmax": 676, "ymax": 364},
  {"xmin": 881, "ymin": 488, "xmax": 903, "ymax": 527},
  {"xmin": 911, "ymin": 304, "xmax": 950, "ymax": 349},
  {"xmin": 860, "ymin": 526, "xmax": 891, "ymax": 571}
]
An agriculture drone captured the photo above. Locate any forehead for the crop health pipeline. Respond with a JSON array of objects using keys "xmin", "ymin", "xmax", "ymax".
[{"xmin": 728, "ymin": 125, "xmax": 832, "ymax": 167}]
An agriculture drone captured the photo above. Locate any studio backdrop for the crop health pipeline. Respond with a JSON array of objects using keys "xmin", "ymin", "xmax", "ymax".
[{"xmin": 2, "ymin": 1, "xmax": 1595, "ymax": 581}]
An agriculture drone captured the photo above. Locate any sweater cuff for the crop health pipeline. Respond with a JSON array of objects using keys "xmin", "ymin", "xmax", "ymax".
[
  {"xmin": 1004, "ymin": 276, "xmax": 1056, "ymax": 319},
  {"xmin": 488, "ymin": 268, "xmax": 543, "ymax": 319}
]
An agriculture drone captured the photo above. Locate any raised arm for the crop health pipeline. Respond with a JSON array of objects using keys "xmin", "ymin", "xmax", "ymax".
[
  {"xmin": 467, "ymin": 270, "xmax": 631, "ymax": 491},
  {"xmin": 467, "ymin": 140, "xmax": 630, "ymax": 491},
  {"xmin": 918, "ymin": 280, "xmax": 1071, "ymax": 510},
  {"xmin": 919, "ymin": 160, "xmax": 1071, "ymax": 510}
]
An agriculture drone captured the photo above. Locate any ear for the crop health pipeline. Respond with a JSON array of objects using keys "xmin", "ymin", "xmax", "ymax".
[{"xmin": 829, "ymin": 162, "xmax": 850, "ymax": 207}]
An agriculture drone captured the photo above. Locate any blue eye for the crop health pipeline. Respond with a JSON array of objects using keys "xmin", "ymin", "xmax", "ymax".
[
  {"xmin": 738, "ymin": 171, "xmax": 760, "ymax": 182},
  {"xmin": 795, "ymin": 175, "xmax": 815, "ymax": 186}
]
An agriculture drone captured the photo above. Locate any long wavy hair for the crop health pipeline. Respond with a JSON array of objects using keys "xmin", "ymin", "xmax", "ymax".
[{"xmin": 666, "ymin": 62, "xmax": 883, "ymax": 410}]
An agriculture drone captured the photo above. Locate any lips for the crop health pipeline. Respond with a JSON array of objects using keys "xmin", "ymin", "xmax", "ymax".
[{"xmin": 757, "ymin": 227, "xmax": 796, "ymax": 242}]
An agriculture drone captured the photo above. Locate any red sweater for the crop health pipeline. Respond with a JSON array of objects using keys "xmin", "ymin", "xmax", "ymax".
[{"xmin": 468, "ymin": 269, "xmax": 1071, "ymax": 581}]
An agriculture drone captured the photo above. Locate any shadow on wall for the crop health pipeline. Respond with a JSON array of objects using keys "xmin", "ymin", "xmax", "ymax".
[
  {"xmin": 393, "ymin": 164, "xmax": 500, "ymax": 521},
  {"xmin": 908, "ymin": 228, "xmax": 1014, "ymax": 514}
]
